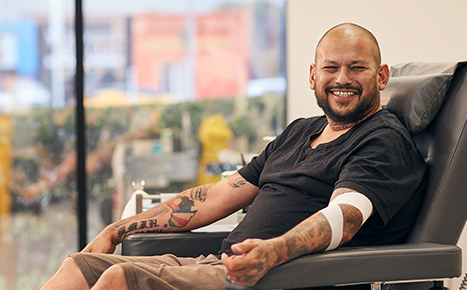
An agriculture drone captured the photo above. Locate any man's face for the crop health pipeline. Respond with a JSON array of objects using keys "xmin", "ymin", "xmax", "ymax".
[{"xmin": 309, "ymin": 34, "xmax": 388, "ymax": 124}]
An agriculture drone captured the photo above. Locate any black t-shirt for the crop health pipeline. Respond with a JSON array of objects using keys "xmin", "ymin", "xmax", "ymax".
[{"xmin": 219, "ymin": 110, "xmax": 426, "ymax": 256}]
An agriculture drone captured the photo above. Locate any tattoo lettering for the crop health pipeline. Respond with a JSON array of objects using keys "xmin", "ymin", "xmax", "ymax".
[
  {"xmin": 128, "ymin": 222, "xmax": 138, "ymax": 232},
  {"xmin": 113, "ymin": 203, "xmax": 173, "ymax": 239},
  {"xmin": 118, "ymin": 226, "xmax": 126, "ymax": 238},
  {"xmin": 148, "ymin": 219, "xmax": 158, "ymax": 228},
  {"xmin": 117, "ymin": 218, "xmax": 161, "ymax": 238},
  {"xmin": 115, "ymin": 193, "xmax": 203, "ymax": 239}
]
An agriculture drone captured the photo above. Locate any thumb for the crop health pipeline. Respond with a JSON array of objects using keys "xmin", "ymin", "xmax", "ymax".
[{"xmin": 231, "ymin": 239, "xmax": 258, "ymax": 255}]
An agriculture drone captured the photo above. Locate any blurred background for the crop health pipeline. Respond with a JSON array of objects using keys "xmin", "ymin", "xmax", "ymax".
[{"xmin": 0, "ymin": 0, "xmax": 286, "ymax": 289}]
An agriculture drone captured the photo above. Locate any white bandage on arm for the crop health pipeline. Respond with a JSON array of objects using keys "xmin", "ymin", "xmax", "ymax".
[
  {"xmin": 319, "ymin": 192, "xmax": 373, "ymax": 251},
  {"xmin": 319, "ymin": 203, "xmax": 343, "ymax": 251}
]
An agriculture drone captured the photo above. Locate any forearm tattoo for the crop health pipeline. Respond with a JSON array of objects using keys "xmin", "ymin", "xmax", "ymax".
[
  {"xmin": 116, "ymin": 204, "xmax": 171, "ymax": 239},
  {"xmin": 281, "ymin": 198, "xmax": 362, "ymax": 261},
  {"xmin": 164, "ymin": 195, "xmax": 198, "ymax": 227},
  {"xmin": 116, "ymin": 178, "xmax": 248, "ymax": 240},
  {"xmin": 242, "ymin": 243, "xmax": 284, "ymax": 286},
  {"xmin": 283, "ymin": 214, "xmax": 331, "ymax": 261},
  {"xmin": 116, "ymin": 191, "xmax": 207, "ymax": 239}
]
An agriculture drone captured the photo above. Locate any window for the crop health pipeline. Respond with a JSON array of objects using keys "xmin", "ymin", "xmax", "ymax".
[
  {"xmin": 0, "ymin": 1, "xmax": 285, "ymax": 289},
  {"xmin": 0, "ymin": 0, "xmax": 77, "ymax": 289},
  {"xmin": 83, "ymin": 0, "xmax": 286, "ymax": 222}
]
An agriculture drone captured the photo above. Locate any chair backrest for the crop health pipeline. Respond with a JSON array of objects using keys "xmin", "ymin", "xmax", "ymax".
[{"xmin": 405, "ymin": 62, "xmax": 467, "ymax": 245}]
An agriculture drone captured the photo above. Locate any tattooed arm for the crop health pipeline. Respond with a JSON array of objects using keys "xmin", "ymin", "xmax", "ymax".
[
  {"xmin": 222, "ymin": 188, "xmax": 374, "ymax": 286},
  {"xmin": 82, "ymin": 172, "xmax": 259, "ymax": 254}
]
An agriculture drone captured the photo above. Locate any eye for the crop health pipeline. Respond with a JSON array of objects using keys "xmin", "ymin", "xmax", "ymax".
[
  {"xmin": 323, "ymin": 66, "xmax": 338, "ymax": 71},
  {"xmin": 351, "ymin": 66, "xmax": 366, "ymax": 71}
]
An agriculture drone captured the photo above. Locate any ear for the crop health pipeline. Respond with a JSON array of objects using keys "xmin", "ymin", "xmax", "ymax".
[
  {"xmin": 377, "ymin": 64, "xmax": 390, "ymax": 91},
  {"xmin": 309, "ymin": 64, "xmax": 317, "ymax": 90}
]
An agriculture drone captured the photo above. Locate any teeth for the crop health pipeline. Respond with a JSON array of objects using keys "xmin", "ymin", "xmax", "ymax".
[{"xmin": 332, "ymin": 91, "xmax": 355, "ymax": 97}]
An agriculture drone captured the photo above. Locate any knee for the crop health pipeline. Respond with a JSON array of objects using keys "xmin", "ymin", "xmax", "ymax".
[
  {"xmin": 93, "ymin": 265, "xmax": 127, "ymax": 290},
  {"xmin": 102, "ymin": 264, "xmax": 125, "ymax": 279},
  {"xmin": 40, "ymin": 256, "xmax": 88, "ymax": 290},
  {"xmin": 59, "ymin": 257, "xmax": 82, "ymax": 275}
]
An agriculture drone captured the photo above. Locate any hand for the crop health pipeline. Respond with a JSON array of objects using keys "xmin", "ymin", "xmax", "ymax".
[
  {"xmin": 81, "ymin": 227, "xmax": 118, "ymax": 254},
  {"xmin": 221, "ymin": 238, "xmax": 282, "ymax": 286}
]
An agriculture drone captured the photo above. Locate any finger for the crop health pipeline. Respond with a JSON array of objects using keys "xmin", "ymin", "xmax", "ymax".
[
  {"xmin": 225, "ymin": 267, "xmax": 249, "ymax": 279},
  {"xmin": 221, "ymin": 253, "xmax": 237, "ymax": 264},
  {"xmin": 228, "ymin": 277, "xmax": 248, "ymax": 286},
  {"xmin": 228, "ymin": 274, "xmax": 257, "ymax": 287},
  {"xmin": 221, "ymin": 253, "xmax": 232, "ymax": 270},
  {"xmin": 231, "ymin": 239, "xmax": 257, "ymax": 255},
  {"xmin": 222, "ymin": 254, "xmax": 249, "ymax": 272}
]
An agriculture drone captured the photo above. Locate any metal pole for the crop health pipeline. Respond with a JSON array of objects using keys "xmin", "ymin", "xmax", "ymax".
[{"xmin": 75, "ymin": 0, "xmax": 87, "ymax": 251}]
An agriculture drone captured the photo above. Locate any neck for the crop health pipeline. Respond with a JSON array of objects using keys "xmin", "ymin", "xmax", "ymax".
[{"xmin": 327, "ymin": 106, "xmax": 382, "ymax": 131}]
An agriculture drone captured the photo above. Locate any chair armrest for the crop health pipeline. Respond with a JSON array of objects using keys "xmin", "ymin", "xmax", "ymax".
[
  {"xmin": 121, "ymin": 231, "xmax": 230, "ymax": 257},
  {"xmin": 248, "ymin": 243, "xmax": 461, "ymax": 289},
  {"xmin": 122, "ymin": 234, "xmax": 461, "ymax": 289}
]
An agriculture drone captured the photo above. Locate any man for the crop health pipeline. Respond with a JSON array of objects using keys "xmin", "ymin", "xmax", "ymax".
[{"xmin": 41, "ymin": 23, "xmax": 426, "ymax": 290}]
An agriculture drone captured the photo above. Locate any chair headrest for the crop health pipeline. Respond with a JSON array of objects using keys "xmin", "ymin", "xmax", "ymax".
[{"xmin": 381, "ymin": 62, "xmax": 460, "ymax": 135}]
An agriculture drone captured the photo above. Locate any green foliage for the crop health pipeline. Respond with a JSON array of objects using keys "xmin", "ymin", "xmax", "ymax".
[
  {"xmin": 30, "ymin": 108, "xmax": 74, "ymax": 162},
  {"xmin": 229, "ymin": 116, "xmax": 258, "ymax": 143},
  {"xmin": 12, "ymin": 93, "xmax": 284, "ymax": 202}
]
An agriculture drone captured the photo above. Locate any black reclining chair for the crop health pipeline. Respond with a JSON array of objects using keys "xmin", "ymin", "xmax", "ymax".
[{"xmin": 122, "ymin": 61, "xmax": 467, "ymax": 290}]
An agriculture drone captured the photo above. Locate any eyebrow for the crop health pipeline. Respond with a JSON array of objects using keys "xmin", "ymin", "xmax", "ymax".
[
  {"xmin": 321, "ymin": 60, "xmax": 370, "ymax": 66},
  {"xmin": 350, "ymin": 60, "xmax": 370, "ymax": 65}
]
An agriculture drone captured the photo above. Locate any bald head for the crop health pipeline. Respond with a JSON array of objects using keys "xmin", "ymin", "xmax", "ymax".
[{"xmin": 315, "ymin": 23, "xmax": 382, "ymax": 67}]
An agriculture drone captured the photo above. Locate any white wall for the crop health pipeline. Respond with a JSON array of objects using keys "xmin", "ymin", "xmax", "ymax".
[
  {"xmin": 287, "ymin": 0, "xmax": 467, "ymax": 123},
  {"xmin": 286, "ymin": 1, "xmax": 467, "ymax": 288}
]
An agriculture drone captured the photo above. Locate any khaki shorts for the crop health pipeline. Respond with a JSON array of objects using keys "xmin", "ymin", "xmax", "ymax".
[{"xmin": 70, "ymin": 253, "xmax": 226, "ymax": 290}]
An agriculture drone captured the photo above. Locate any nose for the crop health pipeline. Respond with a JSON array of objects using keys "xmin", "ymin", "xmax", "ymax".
[{"xmin": 335, "ymin": 68, "xmax": 352, "ymax": 86}]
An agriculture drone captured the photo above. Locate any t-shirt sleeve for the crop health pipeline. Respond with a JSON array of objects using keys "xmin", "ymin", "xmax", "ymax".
[
  {"xmin": 335, "ymin": 128, "xmax": 426, "ymax": 228},
  {"xmin": 238, "ymin": 132, "xmax": 280, "ymax": 187},
  {"xmin": 238, "ymin": 118, "xmax": 305, "ymax": 187},
  {"xmin": 238, "ymin": 152, "xmax": 265, "ymax": 187}
]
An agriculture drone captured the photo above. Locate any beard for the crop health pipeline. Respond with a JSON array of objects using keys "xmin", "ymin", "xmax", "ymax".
[{"xmin": 315, "ymin": 83, "xmax": 379, "ymax": 124}]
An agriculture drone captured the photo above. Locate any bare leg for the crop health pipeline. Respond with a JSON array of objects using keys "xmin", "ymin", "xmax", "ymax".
[
  {"xmin": 91, "ymin": 265, "xmax": 127, "ymax": 290},
  {"xmin": 40, "ymin": 257, "xmax": 90, "ymax": 290}
]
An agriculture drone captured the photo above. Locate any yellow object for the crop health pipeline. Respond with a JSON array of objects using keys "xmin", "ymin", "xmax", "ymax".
[
  {"xmin": 198, "ymin": 115, "xmax": 233, "ymax": 185},
  {"xmin": 0, "ymin": 115, "xmax": 12, "ymax": 215}
]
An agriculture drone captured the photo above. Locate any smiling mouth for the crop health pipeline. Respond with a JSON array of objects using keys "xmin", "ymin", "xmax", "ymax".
[{"xmin": 331, "ymin": 90, "xmax": 356, "ymax": 97}]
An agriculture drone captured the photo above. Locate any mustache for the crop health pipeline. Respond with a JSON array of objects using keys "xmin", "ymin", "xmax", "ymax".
[{"xmin": 324, "ymin": 85, "xmax": 362, "ymax": 95}]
